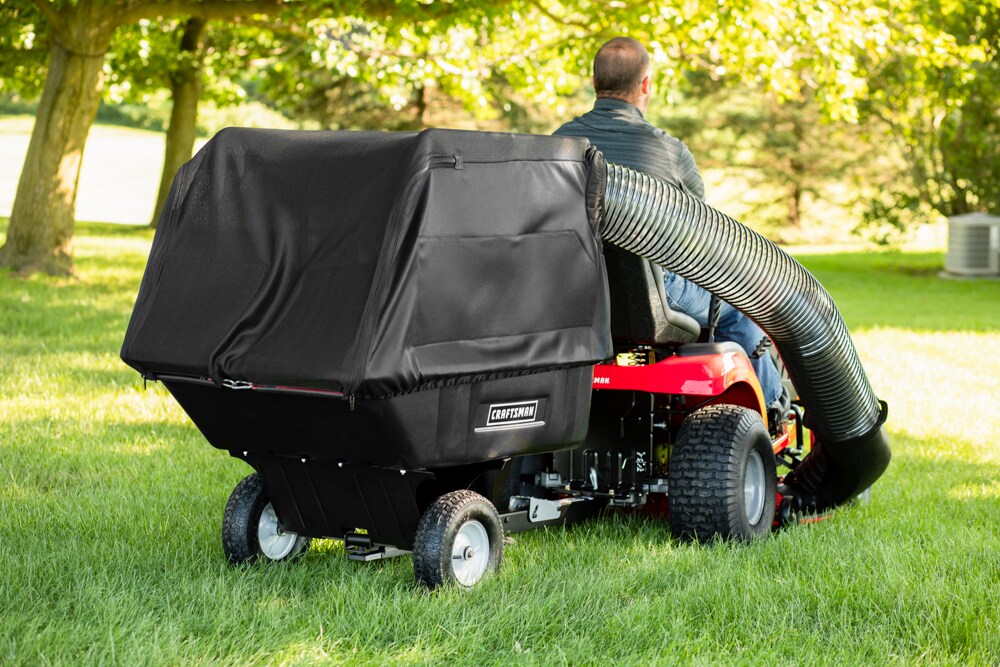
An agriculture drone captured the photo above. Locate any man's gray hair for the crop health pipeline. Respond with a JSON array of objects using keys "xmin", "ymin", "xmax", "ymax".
[{"xmin": 593, "ymin": 37, "xmax": 650, "ymax": 97}]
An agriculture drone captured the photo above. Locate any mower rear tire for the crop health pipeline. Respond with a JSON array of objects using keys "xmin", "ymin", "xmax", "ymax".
[
  {"xmin": 412, "ymin": 490, "xmax": 503, "ymax": 589},
  {"xmin": 222, "ymin": 473, "xmax": 311, "ymax": 565},
  {"xmin": 670, "ymin": 404, "xmax": 777, "ymax": 542}
]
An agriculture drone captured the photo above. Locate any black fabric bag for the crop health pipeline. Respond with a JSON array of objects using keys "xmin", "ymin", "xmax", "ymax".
[{"xmin": 122, "ymin": 128, "xmax": 611, "ymax": 401}]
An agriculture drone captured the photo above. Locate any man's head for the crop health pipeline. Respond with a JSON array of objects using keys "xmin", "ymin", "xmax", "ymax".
[{"xmin": 592, "ymin": 37, "xmax": 652, "ymax": 113}]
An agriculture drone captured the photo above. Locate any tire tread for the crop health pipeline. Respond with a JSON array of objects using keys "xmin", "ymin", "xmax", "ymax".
[
  {"xmin": 670, "ymin": 404, "xmax": 776, "ymax": 542},
  {"xmin": 221, "ymin": 473, "xmax": 310, "ymax": 565},
  {"xmin": 412, "ymin": 489, "xmax": 503, "ymax": 589}
]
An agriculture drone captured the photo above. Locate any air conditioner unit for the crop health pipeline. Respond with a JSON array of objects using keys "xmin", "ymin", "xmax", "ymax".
[{"xmin": 945, "ymin": 213, "xmax": 1000, "ymax": 277}]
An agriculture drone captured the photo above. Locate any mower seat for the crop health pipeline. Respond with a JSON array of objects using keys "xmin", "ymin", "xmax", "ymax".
[{"xmin": 604, "ymin": 244, "xmax": 701, "ymax": 345}]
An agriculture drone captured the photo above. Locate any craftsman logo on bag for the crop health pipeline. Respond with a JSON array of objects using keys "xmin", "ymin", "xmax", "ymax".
[{"xmin": 486, "ymin": 400, "xmax": 539, "ymax": 427}]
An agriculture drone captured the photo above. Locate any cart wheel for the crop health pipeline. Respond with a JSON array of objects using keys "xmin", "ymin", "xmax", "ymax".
[
  {"xmin": 412, "ymin": 490, "xmax": 503, "ymax": 589},
  {"xmin": 222, "ymin": 473, "xmax": 311, "ymax": 565},
  {"xmin": 669, "ymin": 404, "xmax": 777, "ymax": 542}
]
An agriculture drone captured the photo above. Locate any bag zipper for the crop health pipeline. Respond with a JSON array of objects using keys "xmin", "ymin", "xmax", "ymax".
[{"xmin": 344, "ymin": 153, "xmax": 462, "ymax": 405}]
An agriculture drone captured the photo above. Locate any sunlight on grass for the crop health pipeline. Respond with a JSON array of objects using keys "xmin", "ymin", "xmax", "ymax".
[
  {"xmin": 853, "ymin": 328, "xmax": 1000, "ymax": 462},
  {"xmin": 1, "ymin": 230, "xmax": 998, "ymax": 665},
  {"xmin": 948, "ymin": 480, "xmax": 1000, "ymax": 501}
]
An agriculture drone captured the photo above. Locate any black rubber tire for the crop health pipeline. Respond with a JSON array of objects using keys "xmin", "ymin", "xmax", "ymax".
[
  {"xmin": 669, "ymin": 404, "xmax": 777, "ymax": 542},
  {"xmin": 221, "ymin": 473, "xmax": 311, "ymax": 565},
  {"xmin": 412, "ymin": 490, "xmax": 504, "ymax": 590}
]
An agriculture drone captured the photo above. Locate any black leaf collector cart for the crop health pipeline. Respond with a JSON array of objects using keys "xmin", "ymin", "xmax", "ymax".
[{"xmin": 122, "ymin": 128, "xmax": 889, "ymax": 589}]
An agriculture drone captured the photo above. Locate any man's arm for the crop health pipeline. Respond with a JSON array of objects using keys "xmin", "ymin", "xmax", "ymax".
[{"xmin": 677, "ymin": 143, "xmax": 705, "ymax": 202}]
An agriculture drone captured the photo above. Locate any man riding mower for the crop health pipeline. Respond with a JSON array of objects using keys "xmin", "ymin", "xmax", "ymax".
[{"xmin": 122, "ymin": 128, "xmax": 890, "ymax": 589}]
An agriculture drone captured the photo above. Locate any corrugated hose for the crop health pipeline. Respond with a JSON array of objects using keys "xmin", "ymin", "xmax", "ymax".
[{"xmin": 601, "ymin": 161, "xmax": 890, "ymax": 511}]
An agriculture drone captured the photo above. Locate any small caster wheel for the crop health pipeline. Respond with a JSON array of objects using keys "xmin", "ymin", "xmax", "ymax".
[
  {"xmin": 412, "ymin": 490, "xmax": 503, "ymax": 589},
  {"xmin": 222, "ymin": 473, "xmax": 311, "ymax": 564}
]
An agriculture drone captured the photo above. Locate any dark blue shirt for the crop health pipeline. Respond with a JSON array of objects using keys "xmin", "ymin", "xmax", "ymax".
[{"xmin": 553, "ymin": 97, "xmax": 704, "ymax": 201}]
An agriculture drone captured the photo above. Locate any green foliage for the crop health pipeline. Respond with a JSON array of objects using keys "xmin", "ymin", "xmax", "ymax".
[
  {"xmin": 2, "ymin": 0, "xmax": 997, "ymax": 246},
  {"xmin": 521, "ymin": 0, "xmax": 896, "ymax": 119},
  {"xmin": 254, "ymin": 8, "xmax": 593, "ymax": 132},
  {"xmin": 652, "ymin": 84, "xmax": 883, "ymax": 239},
  {"xmin": 252, "ymin": 17, "xmax": 435, "ymax": 131},
  {"xmin": 104, "ymin": 17, "xmax": 284, "ymax": 110},
  {"xmin": 1, "ymin": 226, "xmax": 999, "ymax": 664},
  {"xmin": 0, "ymin": 0, "xmax": 48, "ymax": 98},
  {"xmin": 0, "ymin": 93, "xmax": 37, "ymax": 115},
  {"xmin": 858, "ymin": 0, "xmax": 1000, "ymax": 219},
  {"xmin": 854, "ymin": 189, "xmax": 930, "ymax": 247},
  {"xmin": 96, "ymin": 96, "xmax": 172, "ymax": 133}
]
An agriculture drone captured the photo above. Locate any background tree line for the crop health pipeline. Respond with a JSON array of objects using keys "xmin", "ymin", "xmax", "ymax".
[{"xmin": 0, "ymin": 0, "xmax": 997, "ymax": 275}]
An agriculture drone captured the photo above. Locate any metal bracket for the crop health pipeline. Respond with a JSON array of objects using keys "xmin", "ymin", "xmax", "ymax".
[
  {"xmin": 221, "ymin": 379, "xmax": 254, "ymax": 390},
  {"xmin": 644, "ymin": 478, "xmax": 669, "ymax": 494},
  {"xmin": 529, "ymin": 497, "xmax": 563, "ymax": 522},
  {"xmin": 346, "ymin": 545, "xmax": 411, "ymax": 562},
  {"xmin": 509, "ymin": 496, "xmax": 585, "ymax": 523},
  {"xmin": 343, "ymin": 531, "xmax": 410, "ymax": 561},
  {"xmin": 534, "ymin": 471, "xmax": 565, "ymax": 489}
]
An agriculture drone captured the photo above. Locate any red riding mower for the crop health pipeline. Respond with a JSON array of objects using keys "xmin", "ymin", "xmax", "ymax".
[
  {"xmin": 497, "ymin": 245, "xmax": 800, "ymax": 547},
  {"xmin": 122, "ymin": 129, "xmax": 890, "ymax": 589}
]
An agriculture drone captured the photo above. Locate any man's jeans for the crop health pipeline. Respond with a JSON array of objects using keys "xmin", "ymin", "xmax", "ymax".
[{"xmin": 664, "ymin": 272, "xmax": 783, "ymax": 406}]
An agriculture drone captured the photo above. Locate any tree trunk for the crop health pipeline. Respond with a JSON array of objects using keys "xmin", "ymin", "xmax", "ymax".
[
  {"xmin": 0, "ymin": 0, "xmax": 284, "ymax": 275},
  {"xmin": 0, "ymin": 0, "xmax": 116, "ymax": 276},
  {"xmin": 151, "ymin": 17, "xmax": 207, "ymax": 228},
  {"xmin": 0, "ymin": 34, "xmax": 110, "ymax": 275},
  {"xmin": 787, "ymin": 180, "xmax": 802, "ymax": 228},
  {"xmin": 787, "ymin": 107, "xmax": 806, "ymax": 228}
]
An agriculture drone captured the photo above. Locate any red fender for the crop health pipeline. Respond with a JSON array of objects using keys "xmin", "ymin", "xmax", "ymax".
[{"xmin": 591, "ymin": 349, "xmax": 767, "ymax": 418}]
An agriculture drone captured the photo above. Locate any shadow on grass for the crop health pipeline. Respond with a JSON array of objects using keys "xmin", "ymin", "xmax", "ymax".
[
  {"xmin": 1, "ymin": 268, "xmax": 140, "ymax": 356},
  {"xmin": 1, "ymin": 294, "xmax": 133, "ymax": 355}
]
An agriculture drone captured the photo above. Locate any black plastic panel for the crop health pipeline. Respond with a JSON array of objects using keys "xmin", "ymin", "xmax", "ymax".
[{"xmin": 163, "ymin": 365, "xmax": 593, "ymax": 469}]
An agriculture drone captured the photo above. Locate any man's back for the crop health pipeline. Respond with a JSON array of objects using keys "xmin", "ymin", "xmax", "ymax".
[
  {"xmin": 552, "ymin": 36, "xmax": 785, "ymax": 412},
  {"xmin": 553, "ymin": 98, "xmax": 704, "ymax": 201}
]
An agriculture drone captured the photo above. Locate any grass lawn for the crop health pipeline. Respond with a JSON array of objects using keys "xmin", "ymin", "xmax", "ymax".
[{"xmin": 1, "ymin": 220, "xmax": 998, "ymax": 665}]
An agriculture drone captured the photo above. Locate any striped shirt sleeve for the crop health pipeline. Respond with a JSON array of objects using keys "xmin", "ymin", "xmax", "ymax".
[{"xmin": 676, "ymin": 142, "xmax": 705, "ymax": 202}]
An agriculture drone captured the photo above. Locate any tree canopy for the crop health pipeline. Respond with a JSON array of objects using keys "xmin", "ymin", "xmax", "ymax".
[
  {"xmin": 1, "ymin": 0, "xmax": 996, "ymax": 273},
  {"xmin": 860, "ymin": 0, "xmax": 999, "ymax": 220}
]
